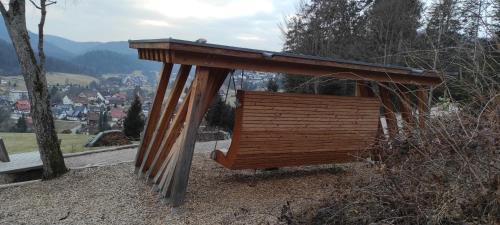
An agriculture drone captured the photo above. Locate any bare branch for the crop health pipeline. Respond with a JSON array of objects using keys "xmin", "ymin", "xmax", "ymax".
[
  {"xmin": 37, "ymin": 0, "xmax": 49, "ymax": 71},
  {"xmin": 28, "ymin": 0, "xmax": 41, "ymax": 9},
  {"xmin": 46, "ymin": 0, "xmax": 56, "ymax": 6}
]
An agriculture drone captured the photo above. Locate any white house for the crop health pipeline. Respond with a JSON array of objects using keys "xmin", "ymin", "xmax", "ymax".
[
  {"xmin": 62, "ymin": 95, "xmax": 74, "ymax": 105},
  {"xmin": 9, "ymin": 90, "xmax": 28, "ymax": 102}
]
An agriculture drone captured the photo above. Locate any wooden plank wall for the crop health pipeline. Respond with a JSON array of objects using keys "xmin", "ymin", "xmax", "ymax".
[{"xmin": 213, "ymin": 91, "xmax": 381, "ymax": 169}]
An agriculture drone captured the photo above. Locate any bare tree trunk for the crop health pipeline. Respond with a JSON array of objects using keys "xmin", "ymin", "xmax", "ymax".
[{"xmin": 0, "ymin": 0, "xmax": 67, "ymax": 179}]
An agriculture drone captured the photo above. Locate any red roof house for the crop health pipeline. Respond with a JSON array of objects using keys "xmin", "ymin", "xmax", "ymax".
[
  {"xmin": 15, "ymin": 100, "xmax": 31, "ymax": 112},
  {"xmin": 110, "ymin": 107, "xmax": 127, "ymax": 122}
]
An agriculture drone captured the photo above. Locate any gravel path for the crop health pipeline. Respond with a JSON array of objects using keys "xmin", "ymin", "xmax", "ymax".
[
  {"xmin": 66, "ymin": 140, "xmax": 231, "ymax": 168},
  {"xmin": 0, "ymin": 140, "xmax": 368, "ymax": 225}
]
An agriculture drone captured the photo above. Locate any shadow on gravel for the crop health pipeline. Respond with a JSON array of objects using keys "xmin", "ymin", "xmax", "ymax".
[{"xmin": 221, "ymin": 165, "xmax": 346, "ymax": 183}]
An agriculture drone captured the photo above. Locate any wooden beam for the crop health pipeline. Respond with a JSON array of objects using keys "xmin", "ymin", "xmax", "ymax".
[
  {"xmin": 135, "ymin": 63, "xmax": 173, "ymax": 169},
  {"xmin": 147, "ymin": 68, "xmax": 229, "ymax": 180},
  {"xmin": 129, "ymin": 39, "xmax": 442, "ymax": 86},
  {"xmin": 146, "ymin": 87, "xmax": 192, "ymax": 179},
  {"xmin": 168, "ymin": 51, "xmax": 440, "ymax": 85},
  {"xmin": 139, "ymin": 65, "xmax": 192, "ymax": 174},
  {"xmin": 379, "ymin": 83, "xmax": 398, "ymax": 137},
  {"xmin": 169, "ymin": 67, "xmax": 229, "ymax": 206},
  {"xmin": 396, "ymin": 84, "xmax": 413, "ymax": 126},
  {"xmin": 416, "ymin": 86, "xmax": 429, "ymax": 129},
  {"xmin": 355, "ymin": 80, "xmax": 375, "ymax": 97}
]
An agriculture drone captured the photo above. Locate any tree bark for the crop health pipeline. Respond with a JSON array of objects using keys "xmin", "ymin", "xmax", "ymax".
[{"xmin": 1, "ymin": 0, "xmax": 67, "ymax": 179}]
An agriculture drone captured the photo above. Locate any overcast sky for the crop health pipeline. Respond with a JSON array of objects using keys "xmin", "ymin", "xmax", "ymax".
[{"xmin": 19, "ymin": 0, "xmax": 298, "ymax": 51}]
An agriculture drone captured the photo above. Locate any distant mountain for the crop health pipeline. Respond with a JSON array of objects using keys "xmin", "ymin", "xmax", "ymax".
[
  {"xmin": 0, "ymin": 39, "xmax": 20, "ymax": 74},
  {"xmin": 73, "ymin": 50, "xmax": 159, "ymax": 75},
  {"xmin": 0, "ymin": 16, "xmax": 159, "ymax": 76}
]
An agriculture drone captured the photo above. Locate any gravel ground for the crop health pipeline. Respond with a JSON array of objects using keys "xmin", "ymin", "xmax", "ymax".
[{"xmin": 0, "ymin": 148, "xmax": 370, "ymax": 225}]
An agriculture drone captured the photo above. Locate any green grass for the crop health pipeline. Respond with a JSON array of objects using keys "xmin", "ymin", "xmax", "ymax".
[
  {"xmin": 0, "ymin": 73, "xmax": 98, "ymax": 92},
  {"xmin": 0, "ymin": 132, "xmax": 96, "ymax": 154},
  {"xmin": 54, "ymin": 120, "xmax": 81, "ymax": 133}
]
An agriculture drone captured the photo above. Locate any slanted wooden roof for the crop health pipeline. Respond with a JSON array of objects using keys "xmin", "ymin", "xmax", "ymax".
[{"xmin": 129, "ymin": 38, "xmax": 441, "ymax": 85}]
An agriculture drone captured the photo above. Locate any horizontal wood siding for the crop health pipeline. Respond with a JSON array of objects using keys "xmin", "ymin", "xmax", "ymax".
[{"xmin": 214, "ymin": 91, "xmax": 380, "ymax": 169}]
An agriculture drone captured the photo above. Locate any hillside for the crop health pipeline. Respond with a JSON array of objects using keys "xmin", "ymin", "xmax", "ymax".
[
  {"xmin": 73, "ymin": 50, "xmax": 159, "ymax": 75},
  {"xmin": 0, "ymin": 73, "xmax": 99, "ymax": 91},
  {"xmin": 0, "ymin": 17, "xmax": 159, "ymax": 77}
]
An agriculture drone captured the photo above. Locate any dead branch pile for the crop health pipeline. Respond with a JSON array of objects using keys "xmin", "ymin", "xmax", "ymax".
[{"xmin": 304, "ymin": 98, "xmax": 499, "ymax": 225}]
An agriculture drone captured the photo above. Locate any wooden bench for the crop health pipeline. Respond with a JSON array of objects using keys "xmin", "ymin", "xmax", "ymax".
[{"xmin": 211, "ymin": 91, "xmax": 380, "ymax": 169}]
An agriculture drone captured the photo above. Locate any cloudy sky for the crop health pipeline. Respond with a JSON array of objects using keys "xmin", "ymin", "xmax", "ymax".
[{"xmin": 19, "ymin": 0, "xmax": 298, "ymax": 51}]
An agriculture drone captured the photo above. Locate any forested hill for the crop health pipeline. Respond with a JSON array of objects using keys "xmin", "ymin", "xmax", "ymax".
[{"xmin": 0, "ymin": 17, "xmax": 159, "ymax": 76}]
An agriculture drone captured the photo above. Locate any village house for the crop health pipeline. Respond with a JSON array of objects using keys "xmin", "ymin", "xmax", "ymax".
[
  {"xmin": 87, "ymin": 111, "xmax": 100, "ymax": 135},
  {"xmin": 110, "ymin": 106, "xmax": 127, "ymax": 122},
  {"xmin": 122, "ymin": 75, "xmax": 146, "ymax": 87},
  {"xmin": 62, "ymin": 95, "xmax": 74, "ymax": 105},
  {"xmin": 107, "ymin": 92, "xmax": 127, "ymax": 105},
  {"xmin": 66, "ymin": 105, "xmax": 88, "ymax": 121},
  {"xmin": 9, "ymin": 90, "xmax": 28, "ymax": 102},
  {"xmin": 14, "ymin": 99, "xmax": 30, "ymax": 114}
]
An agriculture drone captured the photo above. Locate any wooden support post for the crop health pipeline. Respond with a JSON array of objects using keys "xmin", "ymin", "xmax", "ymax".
[
  {"xmin": 379, "ymin": 83, "xmax": 398, "ymax": 137},
  {"xmin": 416, "ymin": 86, "xmax": 429, "ymax": 129},
  {"xmin": 146, "ymin": 87, "xmax": 192, "ymax": 180},
  {"xmin": 169, "ymin": 67, "xmax": 229, "ymax": 206},
  {"xmin": 396, "ymin": 84, "xmax": 413, "ymax": 126},
  {"xmin": 135, "ymin": 63, "xmax": 173, "ymax": 170},
  {"xmin": 146, "ymin": 87, "xmax": 192, "ymax": 179},
  {"xmin": 355, "ymin": 80, "xmax": 375, "ymax": 97},
  {"xmin": 139, "ymin": 65, "xmax": 192, "ymax": 174}
]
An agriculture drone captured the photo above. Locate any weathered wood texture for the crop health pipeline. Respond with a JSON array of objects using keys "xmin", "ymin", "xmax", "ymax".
[
  {"xmin": 135, "ymin": 66, "xmax": 229, "ymax": 205},
  {"xmin": 379, "ymin": 83, "xmax": 399, "ymax": 137},
  {"xmin": 130, "ymin": 39, "xmax": 438, "ymax": 206},
  {"xmin": 212, "ymin": 91, "xmax": 380, "ymax": 169},
  {"xmin": 131, "ymin": 39, "xmax": 442, "ymax": 85},
  {"xmin": 135, "ymin": 63, "xmax": 173, "ymax": 168},
  {"xmin": 138, "ymin": 64, "xmax": 191, "ymax": 174}
]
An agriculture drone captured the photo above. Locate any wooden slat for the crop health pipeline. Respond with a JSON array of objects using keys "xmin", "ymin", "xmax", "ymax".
[
  {"xmin": 147, "ymin": 87, "xmax": 192, "ymax": 179},
  {"xmin": 139, "ymin": 65, "xmax": 192, "ymax": 174},
  {"xmin": 170, "ymin": 67, "xmax": 229, "ymax": 206},
  {"xmin": 396, "ymin": 84, "xmax": 413, "ymax": 126},
  {"xmin": 147, "ymin": 68, "xmax": 229, "ymax": 179},
  {"xmin": 379, "ymin": 83, "xmax": 398, "ymax": 137},
  {"xmin": 355, "ymin": 80, "xmax": 375, "ymax": 97},
  {"xmin": 213, "ymin": 91, "xmax": 380, "ymax": 170},
  {"xmin": 135, "ymin": 63, "xmax": 173, "ymax": 170}
]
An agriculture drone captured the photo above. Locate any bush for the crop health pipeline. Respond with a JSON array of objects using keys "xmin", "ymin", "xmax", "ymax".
[
  {"xmin": 123, "ymin": 95, "xmax": 145, "ymax": 140},
  {"xmin": 205, "ymin": 93, "xmax": 235, "ymax": 132},
  {"xmin": 60, "ymin": 129, "xmax": 72, "ymax": 134},
  {"xmin": 301, "ymin": 93, "xmax": 499, "ymax": 225}
]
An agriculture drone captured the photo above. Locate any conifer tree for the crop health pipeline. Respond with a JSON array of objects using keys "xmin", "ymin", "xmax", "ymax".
[
  {"xmin": 123, "ymin": 95, "xmax": 145, "ymax": 140},
  {"xmin": 266, "ymin": 78, "xmax": 279, "ymax": 92},
  {"xmin": 13, "ymin": 114, "xmax": 28, "ymax": 133},
  {"xmin": 98, "ymin": 110, "xmax": 111, "ymax": 132}
]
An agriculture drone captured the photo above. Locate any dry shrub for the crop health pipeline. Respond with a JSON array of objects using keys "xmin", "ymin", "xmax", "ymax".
[{"xmin": 306, "ymin": 94, "xmax": 499, "ymax": 225}]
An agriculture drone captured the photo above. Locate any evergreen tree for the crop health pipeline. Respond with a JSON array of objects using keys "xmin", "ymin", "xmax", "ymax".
[
  {"xmin": 365, "ymin": 0, "xmax": 423, "ymax": 65},
  {"xmin": 98, "ymin": 110, "xmax": 111, "ymax": 132},
  {"xmin": 266, "ymin": 78, "xmax": 279, "ymax": 92},
  {"xmin": 123, "ymin": 95, "xmax": 145, "ymax": 140},
  {"xmin": 205, "ymin": 94, "xmax": 235, "ymax": 132},
  {"xmin": 282, "ymin": 0, "xmax": 367, "ymax": 95},
  {"xmin": 12, "ymin": 115, "xmax": 28, "ymax": 133}
]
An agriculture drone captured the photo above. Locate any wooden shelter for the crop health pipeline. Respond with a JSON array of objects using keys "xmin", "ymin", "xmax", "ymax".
[{"xmin": 129, "ymin": 38, "xmax": 442, "ymax": 206}]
